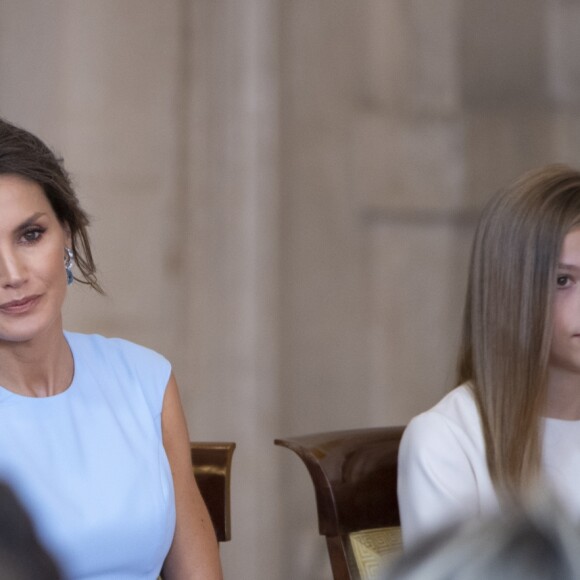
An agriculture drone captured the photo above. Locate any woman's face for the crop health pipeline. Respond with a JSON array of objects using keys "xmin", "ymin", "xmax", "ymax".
[
  {"xmin": 0, "ymin": 174, "xmax": 70, "ymax": 344},
  {"xmin": 550, "ymin": 227, "xmax": 580, "ymax": 379}
]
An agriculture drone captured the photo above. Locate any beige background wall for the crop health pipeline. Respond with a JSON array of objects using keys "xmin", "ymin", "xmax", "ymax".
[{"xmin": 1, "ymin": 1, "xmax": 579, "ymax": 578}]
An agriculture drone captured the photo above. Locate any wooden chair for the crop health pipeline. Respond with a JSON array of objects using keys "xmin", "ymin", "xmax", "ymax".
[
  {"xmin": 190, "ymin": 441, "xmax": 236, "ymax": 542},
  {"xmin": 275, "ymin": 427, "xmax": 405, "ymax": 580}
]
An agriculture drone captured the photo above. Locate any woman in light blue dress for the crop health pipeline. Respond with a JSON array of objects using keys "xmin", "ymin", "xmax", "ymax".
[{"xmin": 0, "ymin": 117, "xmax": 222, "ymax": 579}]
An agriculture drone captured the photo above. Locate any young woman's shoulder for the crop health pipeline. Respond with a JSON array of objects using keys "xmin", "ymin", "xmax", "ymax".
[
  {"xmin": 399, "ymin": 386, "xmax": 483, "ymax": 488},
  {"xmin": 398, "ymin": 385, "xmax": 496, "ymax": 547},
  {"xmin": 405, "ymin": 384, "xmax": 480, "ymax": 441}
]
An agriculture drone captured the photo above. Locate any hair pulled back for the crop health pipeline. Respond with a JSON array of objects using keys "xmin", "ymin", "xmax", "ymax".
[{"xmin": 0, "ymin": 118, "xmax": 102, "ymax": 292}]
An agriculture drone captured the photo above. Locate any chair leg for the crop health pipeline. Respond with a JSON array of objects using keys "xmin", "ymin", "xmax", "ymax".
[{"xmin": 326, "ymin": 536, "xmax": 357, "ymax": 580}]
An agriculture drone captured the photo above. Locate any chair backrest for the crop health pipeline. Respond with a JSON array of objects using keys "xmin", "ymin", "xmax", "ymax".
[
  {"xmin": 190, "ymin": 442, "xmax": 236, "ymax": 542},
  {"xmin": 275, "ymin": 427, "xmax": 405, "ymax": 580}
]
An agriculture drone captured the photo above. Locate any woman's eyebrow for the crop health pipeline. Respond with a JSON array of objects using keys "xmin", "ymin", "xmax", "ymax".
[
  {"xmin": 557, "ymin": 263, "xmax": 580, "ymax": 272},
  {"xmin": 15, "ymin": 212, "xmax": 47, "ymax": 231}
]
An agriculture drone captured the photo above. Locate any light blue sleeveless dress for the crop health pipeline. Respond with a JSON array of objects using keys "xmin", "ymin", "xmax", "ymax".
[{"xmin": 0, "ymin": 332, "xmax": 176, "ymax": 579}]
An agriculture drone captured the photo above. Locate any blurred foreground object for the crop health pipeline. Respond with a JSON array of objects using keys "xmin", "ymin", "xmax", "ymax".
[
  {"xmin": 385, "ymin": 494, "xmax": 580, "ymax": 580},
  {"xmin": 0, "ymin": 481, "xmax": 61, "ymax": 580}
]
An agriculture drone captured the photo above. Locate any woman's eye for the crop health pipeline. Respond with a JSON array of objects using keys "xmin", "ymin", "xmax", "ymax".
[
  {"xmin": 557, "ymin": 274, "xmax": 573, "ymax": 288},
  {"xmin": 20, "ymin": 227, "xmax": 45, "ymax": 244}
]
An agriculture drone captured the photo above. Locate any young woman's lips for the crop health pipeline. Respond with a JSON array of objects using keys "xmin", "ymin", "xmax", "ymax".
[{"xmin": 0, "ymin": 295, "xmax": 41, "ymax": 315}]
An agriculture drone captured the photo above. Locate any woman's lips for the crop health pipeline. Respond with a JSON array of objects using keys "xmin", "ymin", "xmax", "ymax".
[{"xmin": 0, "ymin": 295, "xmax": 40, "ymax": 315}]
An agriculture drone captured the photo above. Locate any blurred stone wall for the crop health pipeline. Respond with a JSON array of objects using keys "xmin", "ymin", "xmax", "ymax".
[{"xmin": 1, "ymin": 1, "xmax": 579, "ymax": 577}]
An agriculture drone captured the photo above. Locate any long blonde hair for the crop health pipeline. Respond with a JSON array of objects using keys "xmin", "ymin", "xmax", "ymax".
[{"xmin": 457, "ymin": 164, "xmax": 580, "ymax": 495}]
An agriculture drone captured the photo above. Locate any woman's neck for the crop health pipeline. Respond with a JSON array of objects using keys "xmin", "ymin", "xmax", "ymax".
[
  {"xmin": 545, "ymin": 367, "xmax": 580, "ymax": 420},
  {"xmin": 0, "ymin": 330, "xmax": 73, "ymax": 397}
]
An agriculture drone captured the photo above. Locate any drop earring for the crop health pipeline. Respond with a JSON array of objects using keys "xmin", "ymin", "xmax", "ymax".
[{"xmin": 64, "ymin": 247, "xmax": 75, "ymax": 286}]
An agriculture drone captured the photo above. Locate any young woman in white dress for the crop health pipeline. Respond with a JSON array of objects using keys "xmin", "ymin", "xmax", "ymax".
[{"xmin": 398, "ymin": 165, "xmax": 580, "ymax": 548}]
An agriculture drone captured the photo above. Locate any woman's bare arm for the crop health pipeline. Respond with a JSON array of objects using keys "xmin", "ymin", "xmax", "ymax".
[{"xmin": 160, "ymin": 373, "xmax": 223, "ymax": 580}]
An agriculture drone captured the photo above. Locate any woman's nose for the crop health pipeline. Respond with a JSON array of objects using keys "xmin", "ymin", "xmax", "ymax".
[{"xmin": 0, "ymin": 249, "xmax": 27, "ymax": 288}]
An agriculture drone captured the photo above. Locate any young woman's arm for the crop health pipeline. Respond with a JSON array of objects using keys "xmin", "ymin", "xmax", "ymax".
[
  {"xmin": 160, "ymin": 373, "xmax": 223, "ymax": 579},
  {"xmin": 397, "ymin": 412, "xmax": 482, "ymax": 548}
]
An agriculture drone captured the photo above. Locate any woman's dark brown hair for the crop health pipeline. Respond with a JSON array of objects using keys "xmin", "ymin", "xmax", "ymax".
[
  {"xmin": 457, "ymin": 164, "xmax": 580, "ymax": 496},
  {"xmin": 0, "ymin": 118, "xmax": 102, "ymax": 292}
]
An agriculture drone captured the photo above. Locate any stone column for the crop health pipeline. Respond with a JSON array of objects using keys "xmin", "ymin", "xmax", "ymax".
[{"xmin": 184, "ymin": 1, "xmax": 281, "ymax": 578}]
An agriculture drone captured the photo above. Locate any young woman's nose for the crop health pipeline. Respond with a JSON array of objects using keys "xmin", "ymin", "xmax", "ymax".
[{"xmin": 0, "ymin": 248, "xmax": 27, "ymax": 288}]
